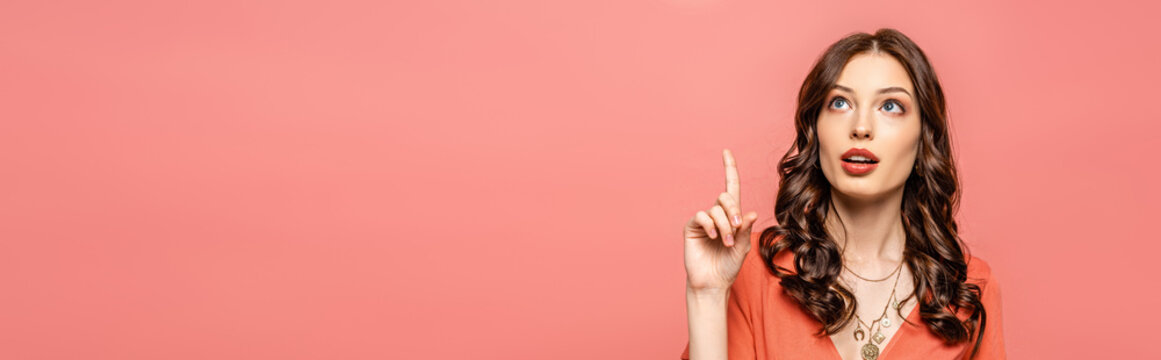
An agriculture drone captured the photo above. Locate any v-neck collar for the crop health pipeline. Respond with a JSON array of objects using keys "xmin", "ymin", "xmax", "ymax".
[{"xmin": 822, "ymin": 298, "xmax": 922, "ymax": 360}]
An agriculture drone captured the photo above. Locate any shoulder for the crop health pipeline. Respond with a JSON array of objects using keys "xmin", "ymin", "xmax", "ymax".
[
  {"xmin": 741, "ymin": 230, "xmax": 796, "ymax": 278},
  {"xmin": 959, "ymin": 253, "xmax": 1007, "ymax": 357},
  {"xmin": 961, "ymin": 253, "xmax": 1003, "ymax": 317},
  {"xmin": 730, "ymin": 231, "xmax": 785, "ymax": 298},
  {"xmin": 964, "ymin": 253, "xmax": 998, "ymax": 289},
  {"xmin": 735, "ymin": 232, "xmax": 774, "ymax": 288},
  {"xmin": 730, "ymin": 231, "xmax": 800, "ymax": 307}
]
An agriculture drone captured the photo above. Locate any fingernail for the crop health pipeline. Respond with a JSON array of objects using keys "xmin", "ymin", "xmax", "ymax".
[
  {"xmin": 709, "ymin": 229, "xmax": 718, "ymax": 238},
  {"xmin": 725, "ymin": 234, "xmax": 733, "ymax": 245},
  {"xmin": 732, "ymin": 215, "xmax": 741, "ymax": 226}
]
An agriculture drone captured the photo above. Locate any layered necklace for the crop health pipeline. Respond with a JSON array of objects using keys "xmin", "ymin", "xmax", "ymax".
[{"xmin": 842, "ymin": 259, "xmax": 904, "ymax": 360}]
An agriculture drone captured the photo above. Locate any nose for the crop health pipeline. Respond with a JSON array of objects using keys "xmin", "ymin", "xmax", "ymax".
[
  {"xmin": 851, "ymin": 112, "xmax": 872, "ymax": 140},
  {"xmin": 849, "ymin": 126, "xmax": 868, "ymax": 138},
  {"xmin": 851, "ymin": 124, "xmax": 872, "ymax": 140}
]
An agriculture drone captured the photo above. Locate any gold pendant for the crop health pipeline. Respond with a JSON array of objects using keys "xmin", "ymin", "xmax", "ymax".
[
  {"xmin": 854, "ymin": 327, "xmax": 865, "ymax": 341},
  {"xmin": 872, "ymin": 331, "xmax": 885, "ymax": 344},
  {"xmin": 861, "ymin": 343, "xmax": 880, "ymax": 360},
  {"xmin": 881, "ymin": 315, "xmax": 891, "ymax": 328}
]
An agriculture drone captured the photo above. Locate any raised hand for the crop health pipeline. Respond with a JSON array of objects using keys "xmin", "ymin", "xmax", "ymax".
[{"xmin": 684, "ymin": 149, "xmax": 760, "ymax": 293}]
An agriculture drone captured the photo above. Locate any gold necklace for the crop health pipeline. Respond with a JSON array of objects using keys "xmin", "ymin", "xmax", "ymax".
[
  {"xmin": 843, "ymin": 258, "xmax": 903, "ymax": 282},
  {"xmin": 849, "ymin": 262, "xmax": 904, "ymax": 360}
]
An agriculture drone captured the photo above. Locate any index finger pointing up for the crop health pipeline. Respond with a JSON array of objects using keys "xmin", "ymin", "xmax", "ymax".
[{"xmin": 723, "ymin": 148, "xmax": 740, "ymax": 200}]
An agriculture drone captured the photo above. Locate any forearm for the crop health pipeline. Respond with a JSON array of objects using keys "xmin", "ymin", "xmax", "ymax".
[{"xmin": 686, "ymin": 285, "xmax": 729, "ymax": 360}]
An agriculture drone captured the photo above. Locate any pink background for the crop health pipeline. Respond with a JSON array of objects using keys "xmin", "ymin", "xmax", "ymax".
[{"xmin": 1, "ymin": 0, "xmax": 1157, "ymax": 359}]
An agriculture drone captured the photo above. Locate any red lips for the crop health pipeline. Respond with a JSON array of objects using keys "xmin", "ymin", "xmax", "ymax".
[
  {"xmin": 841, "ymin": 148, "xmax": 879, "ymax": 163},
  {"xmin": 840, "ymin": 148, "xmax": 879, "ymax": 175}
]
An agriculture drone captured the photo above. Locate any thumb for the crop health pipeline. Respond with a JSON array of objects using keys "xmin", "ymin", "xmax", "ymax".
[{"xmin": 735, "ymin": 211, "xmax": 759, "ymax": 243}]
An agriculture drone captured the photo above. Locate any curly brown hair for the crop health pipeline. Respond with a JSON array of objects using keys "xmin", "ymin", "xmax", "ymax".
[{"xmin": 756, "ymin": 28, "xmax": 987, "ymax": 358}]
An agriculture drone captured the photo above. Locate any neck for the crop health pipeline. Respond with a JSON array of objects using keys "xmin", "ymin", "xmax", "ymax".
[{"xmin": 825, "ymin": 187, "xmax": 906, "ymax": 266}]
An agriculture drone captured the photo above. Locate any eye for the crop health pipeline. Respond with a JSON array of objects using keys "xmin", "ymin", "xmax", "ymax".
[
  {"xmin": 881, "ymin": 99, "xmax": 905, "ymax": 114},
  {"xmin": 829, "ymin": 96, "xmax": 850, "ymax": 110}
]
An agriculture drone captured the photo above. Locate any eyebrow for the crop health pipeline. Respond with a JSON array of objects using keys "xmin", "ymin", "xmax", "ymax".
[{"xmin": 832, "ymin": 84, "xmax": 913, "ymax": 100}]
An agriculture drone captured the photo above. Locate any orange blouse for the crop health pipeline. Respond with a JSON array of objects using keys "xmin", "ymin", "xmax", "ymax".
[{"xmin": 681, "ymin": 232, "xmax": 1006, "ymax": 359}]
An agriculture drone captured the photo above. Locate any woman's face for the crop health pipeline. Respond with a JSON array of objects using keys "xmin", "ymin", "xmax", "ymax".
[{"xmin": 817, "ymin": 52, "xmax": 922, "ymax": 201}]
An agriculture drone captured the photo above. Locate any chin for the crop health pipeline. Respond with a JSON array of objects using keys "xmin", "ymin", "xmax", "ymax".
[
  {"xmin": 832, "ymin": 183, "xmax": 890, "ymax": 202},
  {"xmin": 835, "ymin": 188, "xmax": 878, "ymax": 201}
]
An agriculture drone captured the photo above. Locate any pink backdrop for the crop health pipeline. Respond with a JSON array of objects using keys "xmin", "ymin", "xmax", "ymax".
[{"xmin": 1, "ymin": 0, "xmax": 1157, "ymax": 358}]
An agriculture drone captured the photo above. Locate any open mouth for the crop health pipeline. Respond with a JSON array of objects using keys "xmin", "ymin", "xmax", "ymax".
[
  {"xmin": 841, "ymin": 157, "xmax": 878, "ymax": 164},
  {"xmin": 840, "ymin": 148, "xmax": 880, "ymax": 164},
  {"xmin": 840, "ymin": 148, "xmax": 879, "ymax": 175}
]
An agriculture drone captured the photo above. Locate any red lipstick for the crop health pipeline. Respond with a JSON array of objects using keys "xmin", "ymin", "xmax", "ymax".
[{"xmin": 840, "ymin": 148, "xmax": 879, "ymax": 175}]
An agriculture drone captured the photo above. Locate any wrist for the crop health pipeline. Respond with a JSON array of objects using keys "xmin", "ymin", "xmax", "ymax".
[{"xmin": 686, "ymin": 284, "xmax": 730, "ymax": 300}]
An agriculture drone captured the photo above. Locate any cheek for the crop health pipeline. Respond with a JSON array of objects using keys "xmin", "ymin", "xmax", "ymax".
[
  {"xmin": 815, "ymin": 118, "xmax": 846, "ymax": 156},
  {"xmin": 893, "ymin": 120, "xmax": 922, "ymax": 171},
  {"xmin": 904, "ymin": 118, "xmax": 921, "ymax": 155}
]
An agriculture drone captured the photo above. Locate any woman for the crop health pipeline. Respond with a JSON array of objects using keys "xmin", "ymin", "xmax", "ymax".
[{"xmin": 681, "ymin": 28, "xmax": 1005, "ymax": 360}]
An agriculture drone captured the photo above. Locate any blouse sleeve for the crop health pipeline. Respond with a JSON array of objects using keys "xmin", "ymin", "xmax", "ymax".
[
  {"xmin": 681, "ymin": 246, "xmax": 762, "ymax": 359},
  {"xmin": 962, "ymin": 260, "xmax": 1006, "ymax": 360}
]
